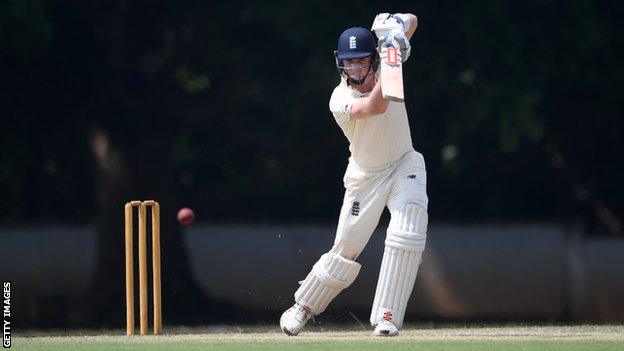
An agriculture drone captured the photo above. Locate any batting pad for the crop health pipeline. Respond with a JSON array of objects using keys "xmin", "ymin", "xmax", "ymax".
[
  {"xmin": 370, "ymin": 204, "xmax": 427, "ymax": 328},
  {"xmin": 295, "ymin": 252, "xmax": 361, "ymax": 315}
]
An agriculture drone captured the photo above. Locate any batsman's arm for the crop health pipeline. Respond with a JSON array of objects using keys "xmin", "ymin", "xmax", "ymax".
[{"xmin": 349, "ymin": 79, "xmax": 389, "ymax": 119}]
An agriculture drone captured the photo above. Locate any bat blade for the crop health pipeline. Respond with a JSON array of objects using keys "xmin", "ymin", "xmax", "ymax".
[{"xmin": 380, "ymin": 46, "xmax": 404, "ymax": 102}]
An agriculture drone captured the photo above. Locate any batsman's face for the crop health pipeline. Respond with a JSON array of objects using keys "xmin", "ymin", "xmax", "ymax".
[{"xmin": 343, "ymin": 56, "xmax": 372, "ymax": 80}]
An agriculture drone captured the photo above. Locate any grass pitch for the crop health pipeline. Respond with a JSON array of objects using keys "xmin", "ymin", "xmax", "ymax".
[{"xmin": 16, "ymin": 325, "xmax": 624, "ymax": 350}]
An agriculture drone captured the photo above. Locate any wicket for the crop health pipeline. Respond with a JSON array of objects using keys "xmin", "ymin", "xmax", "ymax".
[{"xmin": 124, "ymin": 200, "xmax": 162, "ymax": 335}]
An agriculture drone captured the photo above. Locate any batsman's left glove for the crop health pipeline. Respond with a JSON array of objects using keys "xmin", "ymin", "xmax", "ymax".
[{"xmin": 379, "ymin": 29, "xmax": 411, "ymax": 63}]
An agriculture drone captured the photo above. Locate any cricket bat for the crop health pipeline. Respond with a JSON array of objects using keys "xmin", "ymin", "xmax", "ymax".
[{"xmin": 379, "ymin": 44, "xmax": 404, "ymax": 102}]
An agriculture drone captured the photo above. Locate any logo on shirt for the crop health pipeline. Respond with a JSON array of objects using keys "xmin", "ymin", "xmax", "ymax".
[
  {"xmin": 407, "ymin": 175, "xmax": 416, "ymax": 179},
  {"xmin": 349, "ymin": 36, "xmax": 357, "ymax": 49},
  {"xmin": 350, "ymin": 201, "xmax": 360, "ymax": 216}
]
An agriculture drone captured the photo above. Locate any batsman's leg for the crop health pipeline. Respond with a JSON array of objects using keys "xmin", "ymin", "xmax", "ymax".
[
  {"xmin": 295, "ymin": 252, "xmax": 362, "ymax": 315},
  {"xmin": 371, "ymin": 151, "xmax": 429, "ymax": 334},
  {"xmin": 281, "ymin": 160, "xmax": 392, "ymax": 335},
  {"xmin": 280, "ymin": 253, "xmax": 361, "ymax": 335},
  {"xmin": 297, "ymin": 158, "xmax": 392, "ymax": 314},
  {"xmin": 283, "ymin": 189, "xmax": 385, "ymax": 335},
  {"xmin": 370, "ymin": 203, "xmax": 428, "ymax": 331}
]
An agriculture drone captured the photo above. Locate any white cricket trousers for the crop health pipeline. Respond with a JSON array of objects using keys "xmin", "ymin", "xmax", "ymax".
[{"xmin": 330, "ymin": 150, "xmax": 428, "ymax": 260}]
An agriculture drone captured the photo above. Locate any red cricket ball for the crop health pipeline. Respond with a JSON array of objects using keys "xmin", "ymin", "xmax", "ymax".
[{"xmin": 177, "ymin": 207, "xmax": 195, "ymax": 226}]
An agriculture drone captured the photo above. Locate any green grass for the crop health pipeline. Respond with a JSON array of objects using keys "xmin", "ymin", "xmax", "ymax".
[{"xmin": 15, "ymin": 325, "xmax": 624, "ymax": 351}]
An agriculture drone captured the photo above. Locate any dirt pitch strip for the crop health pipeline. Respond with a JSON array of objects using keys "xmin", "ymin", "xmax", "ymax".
[{"xmin": 15, "ymin": 325, "xmax": 624, "ymax": 350}]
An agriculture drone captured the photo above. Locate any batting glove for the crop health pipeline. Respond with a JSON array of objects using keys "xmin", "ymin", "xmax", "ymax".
[
  {"xmin": 371, "ymin": 13, "xmax": 403, "ymax": 38},
  {"xmin": 381, "ymin": 29, "xmax": 410, "ymax": 62}
]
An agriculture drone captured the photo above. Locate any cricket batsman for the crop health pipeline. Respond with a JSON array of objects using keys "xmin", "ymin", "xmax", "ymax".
[{"xmin": 280, "ymin": 13, "xmax": 426, "ymax": 337}]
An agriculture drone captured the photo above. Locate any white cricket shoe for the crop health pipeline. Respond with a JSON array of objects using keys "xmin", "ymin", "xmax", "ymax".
[
  {"xmin": 280, "ymin": 303, "xmax": 313, "ymax": 336},
  {"xmin": 373, "ymin": 320, "xmax": 399, "ymax": 336}
]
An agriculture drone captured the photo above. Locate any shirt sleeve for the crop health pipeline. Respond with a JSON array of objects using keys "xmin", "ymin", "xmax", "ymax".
[{"xmin": 329, "ymin": 86, "xmax": 352, "ymax": 124}]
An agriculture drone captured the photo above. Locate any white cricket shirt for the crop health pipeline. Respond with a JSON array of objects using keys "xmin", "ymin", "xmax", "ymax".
[{"xmin": 329, "ymin": 78, "xmax": 414, "ymax": 168}]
